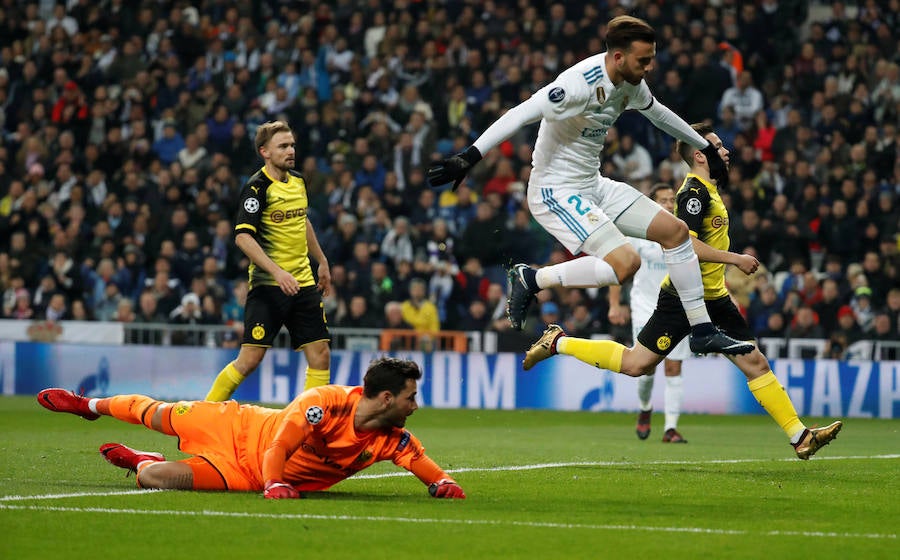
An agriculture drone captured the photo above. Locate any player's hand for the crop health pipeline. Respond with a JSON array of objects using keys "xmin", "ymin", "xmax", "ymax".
[
  {"xmin": 427, "ymin": 146, "xmax": 482, "ymax": 191},
  {"xmin": 734, "ymin": 253, "xmax": 760, "ymax": 276},
  {"xmin": 428, "ymin": 479, "xmax": 466, "ymax": 499},
  {"xmin": 264, "ymin": 480, "xmax": 300, "ymax": 499},
  {"xmin": 607, "ymin": 303, "xmax": 628, "ymax": 326},
  {"xmin": 701, "ymin": 141, "xmax": 729, "ymax": 189},
  {"xmin": 316, "ymin": 262, "xmax": 331, "ymax": 297},
  {"xmin": 274, "ymin": 268, "xmax": 300, "ymax": 296}
]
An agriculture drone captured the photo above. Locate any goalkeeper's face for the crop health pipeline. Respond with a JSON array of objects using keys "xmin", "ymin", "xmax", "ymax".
[{"xmin": 386, "ymin": 378, "xmax": 419, "ymax": 428}]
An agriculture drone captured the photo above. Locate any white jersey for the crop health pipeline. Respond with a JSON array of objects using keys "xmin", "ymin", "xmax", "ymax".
[
  {"xmin": 529, "ymin": 53, "xmax": 652, "ymax": 186},
  {"xmin": 627, "ymin": 237, "xmax": 668, "ymax": 324}
]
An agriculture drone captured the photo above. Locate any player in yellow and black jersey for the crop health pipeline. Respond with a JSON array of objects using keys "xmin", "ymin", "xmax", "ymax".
[
  {"xmin": 523, "ymin": 123, "xmax": 843, "ymax": 459},
  {"xmin": 206, "ymin": 121, "xmax": 332, "ymax": 401},
  {"xmin": 658, "ymin": 173, "xmax": 731, "ymax": 301}
]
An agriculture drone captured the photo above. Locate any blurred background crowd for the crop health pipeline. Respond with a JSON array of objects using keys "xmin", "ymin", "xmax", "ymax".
[{"xmin": 0, "ymin": 0, "xmax": 898, "ymax": 357}]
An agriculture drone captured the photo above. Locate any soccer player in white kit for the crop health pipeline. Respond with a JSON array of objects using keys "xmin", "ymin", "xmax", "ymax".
[
  {"xmin": 427, "ymin": 15, "xmax": 752, "ymax": 356},
  {"xmin": 608, "ymin": 184, "xmax": 690, "ymax": 443}
]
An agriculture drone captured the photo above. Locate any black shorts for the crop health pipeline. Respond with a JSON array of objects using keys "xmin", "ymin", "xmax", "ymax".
[
  {"xmin": 637, "ymin": 291, "xmax": 755, "ymax": 356},
  {"xmin": 242, "ymin": 285, "xmax": 330, "ymax": 349}
]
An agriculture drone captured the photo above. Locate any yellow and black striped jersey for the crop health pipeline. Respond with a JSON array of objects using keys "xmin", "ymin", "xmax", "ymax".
[
  {"xmin": 234, "ymin": 167, "xmax": 314, "ymax": 289},
  {"xmin": 661, "ymin": 173, "xmax": 730, "ymax": 300}
]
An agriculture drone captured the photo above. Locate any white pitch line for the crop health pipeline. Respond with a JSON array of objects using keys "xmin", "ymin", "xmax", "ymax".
[
  {"xmin": 354, "ymin": 453, "xmax": 900, "ymax": 480},
  {"xmin": 2, "ymin": 454, "xmax": 897, "ymax": 500},
  {"xmin": 0, "ymin": 503, "xmax": 894, "ymax": 540},
  {"xmin": 0, "ymin": 489, "xmax": 165, "ymax": 502}
]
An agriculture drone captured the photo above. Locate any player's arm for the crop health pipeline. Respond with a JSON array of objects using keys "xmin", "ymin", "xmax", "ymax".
[
  {"xmin": 638, "ymin": 90, "xmax": 728, "ymax": 185},
  {"xmin": 234, "ymin": 183, "xmax": 300, "ymax": 295},
  {"xmin": 428, "ymin": 76, "xmax": 589, "ymax": 190},
  {"xmin": 305, "ymin": 217, "xmax": 331, "ymax": 296},
  {"xmin": 261, "ymin": 407, "xmax": 315, "ymax": 499},
  {"xmin": 235, "ymin": 233, "xmax": 299, "ymax": 296},
  {"xmin": 676, "ymin": 185, "xmax": 759, "ymax": 275},
  {"xmin": 638, "ymin": 95, "xmax": 706, "ymax": 149},
  {"xmin": 690, "ymin": 237, "xmax": 759, "ymax": 275},
  {"xmin": 607, "ymin": 284, "xmax": 628, "ymax": 326},
  {"xmin": 392, "ymin": 431, "xmax": 465, "ymax": 499}
]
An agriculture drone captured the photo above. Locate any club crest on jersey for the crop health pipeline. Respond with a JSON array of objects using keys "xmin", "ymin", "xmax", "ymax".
[
  {"xmin": 244, "ymin": 198, "xmax": 260, "ymax": 213},
  {"xmin": 656, "ymin": 335, "xmax": 672, "ymax": 351},
  {"xmin": 595, "ymin": 86, "xmax": 606, "ymax": 104},
  {"xmin": 686, "ymin": 198, "xmax": 702, "ymax": 215},
  {"xmin": 251, "ymin": 324, "xmax": 265, "ymax": 340},
  {"xmin": 548, "ymin": 87, "xmax": 566, "ymax": 103},
  {"xmin": 305, "ymin": 406, "xmax": 324, "ymax": 425},
  {"xmin": 353, "ymin": 450, "xmax": 373, "ymax": 464}
]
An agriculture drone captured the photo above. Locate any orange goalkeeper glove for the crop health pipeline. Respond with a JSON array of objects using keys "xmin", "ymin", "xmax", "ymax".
[
  {"xmin": 264, "ymin": 480, "xmax": 300, "ymax": 499},
  {"xmin": 428, "ymin": 479, "xmax": 466, "ymax": 499}
]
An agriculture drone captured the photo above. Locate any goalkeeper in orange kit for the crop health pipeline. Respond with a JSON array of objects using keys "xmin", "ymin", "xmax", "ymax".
[{"xmin": 37, "ymin": 357, "xmax": 465, "ymax": 500}]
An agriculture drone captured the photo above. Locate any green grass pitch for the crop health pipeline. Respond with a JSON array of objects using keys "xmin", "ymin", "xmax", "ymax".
[{"xmin": 1, "ymin": 395, "xmax": 897, "ymax": 559}]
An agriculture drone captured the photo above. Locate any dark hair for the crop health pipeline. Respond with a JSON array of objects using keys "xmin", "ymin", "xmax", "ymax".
[
  {"xmin": 605, "ymin": 16, "xmax": 656, "ymax": 51},
  {"xmin": 363, "ymin": 357, "xmax": 422, "ymax": 397},
  {"xmin": 676, "ymin": 123, "xmax": 714, "ymax": 164},
  {"xmin": 648, "ymin": 183, "xmax": 674, "ymax": 202},
  {"xmin": 255, "ymin": 120, "xmax": 292, "ymax": 150}
]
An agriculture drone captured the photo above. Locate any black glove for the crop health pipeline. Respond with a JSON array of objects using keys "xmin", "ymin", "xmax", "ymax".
[
  {"xmin": 701, "ymin": 141, "xmax": 728, "ymax": 188},
  {"xmin": 427, "ymin": 146, "xmax": 482, "ymax": 190}
]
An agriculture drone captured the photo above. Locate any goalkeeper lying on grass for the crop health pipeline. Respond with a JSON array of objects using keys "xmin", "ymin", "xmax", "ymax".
[{"xmin": 37, "ymin": 357, "xmax": 465, "ymax": 500}]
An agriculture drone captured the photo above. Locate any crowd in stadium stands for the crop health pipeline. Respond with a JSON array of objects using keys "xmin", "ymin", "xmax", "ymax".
[{"xmin": 0, "ymin": 1, "xmax": 898, "ymax": 357}]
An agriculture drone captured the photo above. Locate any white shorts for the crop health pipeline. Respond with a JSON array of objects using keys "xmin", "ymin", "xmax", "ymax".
[
  {"xmin": 633, "ymin": 321, "xmax": 692, "ymax": 361},
  {"xmin": 527, "ymin": 176, "xmax": 660, "ymax": 256}
]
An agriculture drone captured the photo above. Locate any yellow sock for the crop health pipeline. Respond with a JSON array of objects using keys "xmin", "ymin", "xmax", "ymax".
[
  {"xmin": 557, "ymin": 338, "xmax": 624, "ymax": 372},
  {"xmin": 205, "ymin": 362, "xmax": 246, "ymax": 401},
  {"xmin": 303, "ymin": 367, "xmax": 330, "ymax": 391},
  {"xmin": 748, "ymin": 371, "xmax": 805, "ymax": 439}
]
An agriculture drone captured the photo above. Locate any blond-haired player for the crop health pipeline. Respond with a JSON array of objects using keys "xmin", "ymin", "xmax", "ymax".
[{"xmin": 207, "ymin": 120, "xmax": 332, "ymax": 400}]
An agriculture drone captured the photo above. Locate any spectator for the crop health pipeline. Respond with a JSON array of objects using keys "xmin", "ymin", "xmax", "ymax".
[
  {"xmin": 337, "ymin": 294, "xmax": 379, "ymax": 329},
  {"xmin": 719, "ymin": 71, "xmax": 764, "ymax": 130},
  {"xmin": 152, "ymin": 121, "xmax": 186, "ymax": 166},
  {"xmin": 785, "ymin": 305, "xmax": 825, "ymax": 340},
  {"xmin": 168, "ymin": 292, "xmax": 204, "ymax": 346},
  {"xmin": 383, "ymin": 300, "xmax": 413, "ymax": 331},
  {"xmin": 850, "ymin": 286, "xmax": 876, "ymax": 333},
  {"xmin": 401, "ymin": 278, "xmax": 439, "ymax": 333},
  {"xmin": 380, "ymin": 216, "xmax": 415, "ymax": 271},
  {"xmin": 611, "ymin": 134, "xmax": 654, "ymax": 183}
]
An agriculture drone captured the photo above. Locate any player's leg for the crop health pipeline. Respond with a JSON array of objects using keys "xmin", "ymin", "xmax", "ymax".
[
  {"xmin": 661, "ymin": 337, "xmax": 691, "ymax": 443},
  {"xmin": 633, "ymin": 322, "xmax": 654, "ymax": 440},
  {"xmin": 523, "ymin": 323, "xmax": 664, "ymax": 377},
  {"xmin": 712, "ymin": 296, "xmax": 841, "ymax": 459},
  {"xmin": 207, "ymin": 285, "xmax": 285, "ymax": 400},
  {"xmin": 289, "ymin": 286, "xmax": 332, "ymax": 391},
  {"xmin": 101, "ymin": 449, "xmax": 232, "ymax": 491},
  {"xmin": 510, "ymin": 185, "xmax": 635, "ymax": 330},
  {"xmin": 37, "ymin": 389, "xmax": 177, "ymax": 436},
  {"xmin": 630, "ymin": 200, "xmax": 753, "ymax": 355},
  {"xmin": 661, "ymin": 358, "xmax": 686, "ymax": 443}
]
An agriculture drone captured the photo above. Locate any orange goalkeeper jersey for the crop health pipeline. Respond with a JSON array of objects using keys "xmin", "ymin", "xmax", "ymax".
[{"xmin": 244, "ymin": 385, "xmax": 447, "ymax": 491}]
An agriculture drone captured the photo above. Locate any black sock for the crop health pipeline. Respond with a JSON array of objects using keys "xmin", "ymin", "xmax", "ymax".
[{"xmin": 691, "ymin": 322, "xmax": 716, "ymax": 337}]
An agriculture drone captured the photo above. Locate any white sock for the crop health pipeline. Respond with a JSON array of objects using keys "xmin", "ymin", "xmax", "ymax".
[
  {"xmin": 536, "ymin": 257, "xmax": 618, "ymax": 289},
  {"xmin": 88, "ymin": 398, "xmax": 99, "ymax": 414},
  {"xmin": 664, "ymin": 375, "xmax": 684, "ymax": 431},
  {"xmin": 790, "ymin": 430, "xmax": 806, "ymax": 445},
  {"xmin": 663, "ymin": 239, "xmax": 711, "ymax": 326},
  {"xmin": 637, "ymin": 374, "xmax": 654, "ymax": 410}
]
